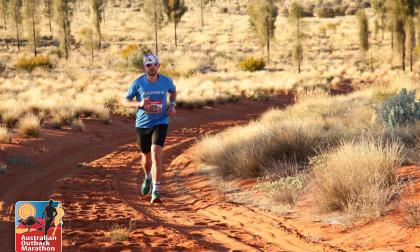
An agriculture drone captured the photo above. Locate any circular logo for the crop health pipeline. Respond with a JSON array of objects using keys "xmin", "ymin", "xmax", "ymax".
[{"xmin": 18, "ymin": 204, "xmax": 36, "ymax": 219}]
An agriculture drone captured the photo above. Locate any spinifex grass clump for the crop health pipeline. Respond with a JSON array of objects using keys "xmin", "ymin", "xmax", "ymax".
[
  {"xmin": 18, "ymin": 114, "xmax": 41, "ymax": 137},
  {"xmin": 15, "ymin": 55, "xmax": 54, "ymax": 72},
  {"xmin": 0, "ymin": 125, "xmax": 11, "ymax": 142},
  {"xmin": 312, "ymin": 139, "xmax": 404, "ymax": 220},
  {"xmin": 376, "ymin": 88, "xmax": 420, "ymax": 128},
  {"xmin": 196, "ymin": 116, "xmax": 337, "ymax": 179}
]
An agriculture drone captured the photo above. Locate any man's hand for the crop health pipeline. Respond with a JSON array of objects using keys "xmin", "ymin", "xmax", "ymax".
[
  {"xmin": 168, "ymin": 104, "xmax": 176, "ymax": 116},
  {"xmin": 140, "ymin": 97, "xmax": 151, "ymax": 111}
]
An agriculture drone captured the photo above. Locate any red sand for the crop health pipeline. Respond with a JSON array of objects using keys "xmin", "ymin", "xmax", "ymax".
[{"xmin": 0, "ymin": 96, "xmax": 418, "ymax": 251}]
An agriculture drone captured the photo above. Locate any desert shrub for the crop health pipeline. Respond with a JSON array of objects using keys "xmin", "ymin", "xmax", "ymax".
[
  {"xmin": 345, "ymin": 7, "xmax": 358, "ymax": 15},
  {"xmin": 239, "ymin": 57, "xmax": 265, "ymax": 72},
  {"xmin": 376, "ymin": 89, "xmax": 420, "ymax": 128},
  {"xmin": 301, "ymin": 4, "xmax": 315, "ymax": 17},
  {"xmin": 316, "ymin": 7, "xmax": 335, "ymax": 18},
  {"xmin": 15, "ymin": 55, "xmax": 54, "ymax": 72},
  {"xmin": 2, "ymin": 111, "xmax": 21, "ymax": 128},
  {"xmin": 312, "ymin": 139, "xmax": 404, "ymax": 219},
  {"xmin": 120, "ymin": 44, "xmax": 151, "ymax": 70},
  {"xmin": 51, "ymin": 106, "xmax": 76, "ymax": 128},
  {"xmin": 101, "ymin": 91, "xmax": 120, "ymax": 112},
  {"xmin": 71, "ymin": 118, "xmax": 85, "ymax": 131},
  {"xmin": 360, "ymin": 0, "xmax": 371, "ymax": 8},
  {"xmin": 0, "ymin": 61, "xmax": 5, "ymax": 74},
  {"xmin": 333, "ymin": 4, "xmax": 347, "ymax": 16},
  {"xmin": 0, "ymin": 125, "xmax": 11, "ymax": 142},
  {"xmin": 196, "ymin": 116, "xmax": 338, "ymax": 179},
  {"xmin": 18, "ymin": 114, "xmax": 41, "ymax": 137},
  {"xmin": 121, "ymin": 44, "xmax": 140, "ymax": 60}
]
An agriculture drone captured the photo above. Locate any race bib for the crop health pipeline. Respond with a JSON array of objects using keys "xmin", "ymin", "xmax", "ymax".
[{"xmin": 146, "ymin": 100, "xmax": 163, "ymax": 114}]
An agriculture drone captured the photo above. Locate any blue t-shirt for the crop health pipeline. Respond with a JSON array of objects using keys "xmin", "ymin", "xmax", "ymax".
[{"xmin": 125, "ymin": 74, "xmax": 176, "ymax": 128}]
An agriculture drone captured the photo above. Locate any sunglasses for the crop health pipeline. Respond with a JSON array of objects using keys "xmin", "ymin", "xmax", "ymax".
[{"xmin": 145, "ymin": 63, "xmax": 158, "ymax": 67}]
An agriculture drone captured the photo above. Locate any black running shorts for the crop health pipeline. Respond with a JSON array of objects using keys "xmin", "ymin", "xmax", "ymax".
[{"xmin": 136, "ymin": 124, "xmax": 168, "ymax": 153}]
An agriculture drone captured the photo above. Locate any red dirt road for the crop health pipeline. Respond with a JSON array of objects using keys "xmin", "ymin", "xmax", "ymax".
[{"xmin": 0, "ymin": 96, "xmax": 417, "ymax": 251}]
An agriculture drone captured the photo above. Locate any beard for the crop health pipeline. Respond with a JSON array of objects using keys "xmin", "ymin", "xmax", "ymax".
[{"xmin": 147, "ymin": 70, "xmax": 157, "ymax": 76}]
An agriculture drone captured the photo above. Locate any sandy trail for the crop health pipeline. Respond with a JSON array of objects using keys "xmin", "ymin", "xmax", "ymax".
[{"xmin": 0, "ymin": 96, "xmax": 348, "ymax": 251}]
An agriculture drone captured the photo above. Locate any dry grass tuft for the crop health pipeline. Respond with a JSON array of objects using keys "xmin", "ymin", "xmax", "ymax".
[
  {"xmin": 0, "ymin": 125, "xmax": 11, "ymax": 143},
  {"xmin": 106, "ymin": 221, "xmax": 135, "ymax": 242},
  {"xmin": 312, "ymin": 139, "xmax": 405, "ymax": 220},
  {"xmin": 196, "ymin": 116, "xmax": 338, "ymax": 179},
  {"xmin": 18, "ymin": 114, "xmax": 41, "ymax": 137},
  {"xmin": 402, "ymin": 202, "xmax": 420, "ymax": 228},
  {"xmin": 71, "ymin": 119, "xmax": 85, "ymax": 131},
  {"xmin": 15, "ymin": 55, "xmax": 54, "ymax": 72}
]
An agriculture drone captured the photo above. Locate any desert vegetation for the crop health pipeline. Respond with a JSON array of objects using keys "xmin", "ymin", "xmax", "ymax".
[
  {"xmin": 1, "ymin": 0, "xmax": 418, "ymax": 136},
  {"xmin": 197, "ymin": 80, "xmax": 419, "ymax": 222},
  {"xmin": 0, "ymin": 0, "xmax": 419, "ymax": 226}
]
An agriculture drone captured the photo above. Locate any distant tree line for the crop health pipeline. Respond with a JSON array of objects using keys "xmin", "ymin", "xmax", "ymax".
[{"xmin": 0, "ymin": 0, "xmax": 419, "ymax": 74}]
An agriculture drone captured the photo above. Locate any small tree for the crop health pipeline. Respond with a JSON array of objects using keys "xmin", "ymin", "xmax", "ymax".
[
  {"xmin": 357, "ymin": 9, "xmax": 369, "ymax": 70},
  {"xmin": 53, "ymin": 0, "xmax": 73, "ymax": 60},
  {"xmin": 198, "ymin": 0, "xmax": 210, "ymax": 27},
  {"xmin": 8, "ymin": 0, "xmax": 23, "ymax": 51},
  {"xmin": 248, "ymin": 0, "xmax": 278, "ymax": 64},
  {"xmin": 80, "ymin": 27, "xmax": 97, "ymax": 62},
  {"xmin": 162, "ymin": 0, "xmax": 187, "ymax": 47},
  {"xmin": 288, "ymin": 2, "xmax": 304, "ymax": 73},
  {"xmin": 44, "ymin": 0, "xmax": 52, "ymax": 33},
  {"xmin": 24, "ymin": 0, "xmax": 40, "ymax": 56},
  {"xmin": 1, "ymin": 0, "xmax": 8, "ymax": 30},
  {"xmin": 144, "ymin": 0, "xmax": 164, "ymax": 54},
  {"xmin": 387, "ymin": 0, "xmax": 420, "ymax": 71},
  {"xmin": 372, "ymin": 0, "xmax": 387, "ymax": 40},
  {"xmin": 90, "ymin": 0, "xmax": 104, "ymax": 48},
  {"xmin": 406, "ymin": 17, "xmax": 415, "ymax": 72}
]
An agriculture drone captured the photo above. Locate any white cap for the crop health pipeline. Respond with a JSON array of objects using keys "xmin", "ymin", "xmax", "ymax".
[{"xmin": 143, "ymin": 53, "xmax": 159, "ymax": 65}]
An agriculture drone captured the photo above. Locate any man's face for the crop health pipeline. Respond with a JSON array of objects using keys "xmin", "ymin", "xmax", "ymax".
[{"xmin": 144, "ymin": 63, "xmax": 160, "ymax": 76}]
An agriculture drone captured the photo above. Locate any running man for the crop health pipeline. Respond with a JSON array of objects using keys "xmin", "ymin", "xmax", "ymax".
[
  {"xmin": 123, "ymin": 52, "xmax": 176, "ymax": 203},
  {"xmin": 42, "ymin": 200, "xmax": 57, "ymax": 236}
]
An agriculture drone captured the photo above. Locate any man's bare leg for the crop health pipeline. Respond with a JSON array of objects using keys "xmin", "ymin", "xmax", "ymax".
[
  {"xmin": 141, "ymin": 152, "xmax": 152, "ymax": 178},
  {"xmin": 140, "ymin": 152, "xmax": 153, "ymax": 195},
  {"xmin": 151, "ymin": 144, "xmax": 163, "ymax": 199}
]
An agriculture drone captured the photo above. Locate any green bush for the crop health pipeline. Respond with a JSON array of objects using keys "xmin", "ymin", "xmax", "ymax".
[
  {"xmin": 239, "ymin": 57, "xmax": 265, "ymax": 72},
  {"xmin": 376, "ymin": 88, "xmax": 420, "ymax": 128},
  {"xmin": 15, "ymin": 55, "xmax": 54, "ymax": 72},
  {"xmin": 254, "ymin": 174, "xmax": 305, "ymax": 204},
  {"xmin": 120, "ymin": 44, "xmax": 151, "ymax": 70}
]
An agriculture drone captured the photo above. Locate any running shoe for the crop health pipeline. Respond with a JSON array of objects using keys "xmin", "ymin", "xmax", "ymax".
[
  {"xmin": 141, "ymin": 178, "xmax": 152, "ymax": 195},
  {"xmin": 150, "ymin": 191, "xmax": 161, "ymax": 203}
]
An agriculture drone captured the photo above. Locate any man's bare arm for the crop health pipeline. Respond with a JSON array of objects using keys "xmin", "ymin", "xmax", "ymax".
[
  {"xmin": 122, "ymin": 98, "xmax": 148, "ymax": 108},
  {"xmin": 169, "ymin": 91, "xmax": 176, "ymax": 105}
]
